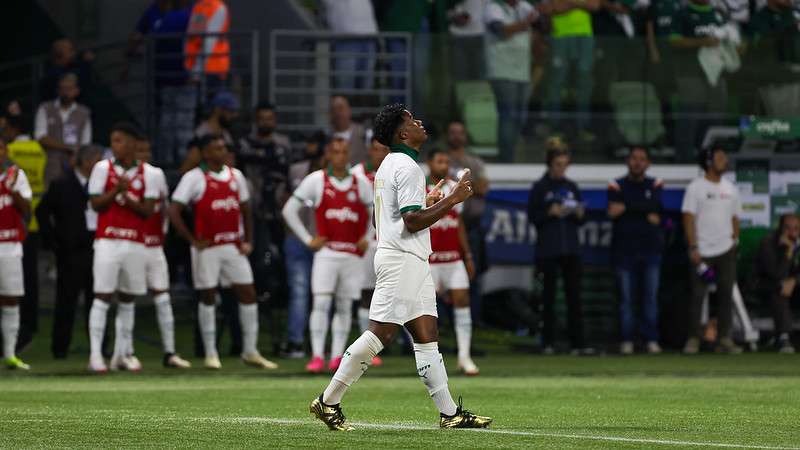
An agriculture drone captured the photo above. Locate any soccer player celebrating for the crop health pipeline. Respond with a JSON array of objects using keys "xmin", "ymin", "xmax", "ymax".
[
  {"xmin": 87, "ymin": 122, "xmax": 158, "ymax": 373},
  {"xmin": 168, "ymin": 134, "xmax": 277, "ymax": 370},
  {"xmin": 425, "ymin": 148, "xmax": 479, "ymax": 376},
  {"xmin": 351, "ymin": 136, "xmax": 389, "ymax": 367},
  {"xmin": 0, "ymin": 136, "xmax": 32, "ymax": 370},
  {"xmin": 135, "ymin": 138, "xmax": 191, "ymax": 369},
  {"xmin": 310, "ymin": 104, "xmax": 492, "ymax": 430},
  {"xmin": 282, "ymin": 138, "xmax": 373, "ymax": 373}
]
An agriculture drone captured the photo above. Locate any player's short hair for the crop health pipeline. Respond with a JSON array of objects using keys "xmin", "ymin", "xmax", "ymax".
[
  {"xmin": 544, "ymin": 136, "xmax": 570, "ymax": 167},
  {"xmin": 254, "ymin": 100, "xmax": 276, "ymax": 114},
  {"xmin": 427, "ymin": 147, "xmax": 448, "ymax": 161},
  {"xmin": 196, "ymin": 133, "xmax": 224, "ymax": 151},
  {"xmin": 110, "ymin": 121, "xmax": 143, "ymax": 139},
  {"xmin": 372, "ymin": 103, "xmax": 406, "ymax": 146}
]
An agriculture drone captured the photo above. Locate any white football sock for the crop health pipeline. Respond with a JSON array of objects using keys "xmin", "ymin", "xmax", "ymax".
[
  {"xmin": 1, "ymin": 305, "xmax": 20, "ymax": 359},
  {"xmin": 323, "ymin": 330, "xmax": 384, "ymax": 405},
  {"xmin": 153, "ymin": 293, "xmax": 175, "ymax": 354},
  {"xmin": 115, "ymin": 302, "xmax": 135, "ymax": 357},
  {"xmin": 239, "ymin": 302, "xmax": 259, "ymax": 355},
  {"xmin": 198, "ymin": 302, "xmax": 217, "ymax": 357},
  {"xmin": 330, "ymin": 297, "xmax": 352, "ymax": 359},
  {"xmin": 414, "ymin": 342, "xmax": 458, "ymax": 416},
  {"xmin": 88, "ymin": 299, "xmax": 110, "ymax": 359},
  {"xmin": 309, "ymin": 294, "xmax": 332, "ymax": 359},
  {"xmin": 358, "ymin": 307, "xmax": 370, "ymax": 333},
  {"xmin": 453, "ymin": 307, "xmax": 472, "ymax": 360}
]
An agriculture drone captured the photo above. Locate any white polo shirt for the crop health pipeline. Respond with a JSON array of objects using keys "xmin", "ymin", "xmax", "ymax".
[
  {"xmin": 681, "ymin": 176, "xmax": 742, "ymax": 257},
  {"xmin": 374, "ymin": 146, "xmax": 431, "ymax": 261}
]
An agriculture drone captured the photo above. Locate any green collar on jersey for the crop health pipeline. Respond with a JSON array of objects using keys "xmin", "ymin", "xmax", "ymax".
[
  {"xmin": 687, "ymin": 1, "xmax": 713, "ymax": 12},
  {"xmin": 113, "ymin": 158, "xmax": 139, "ymax": 169},
  {"xmin": 327, "ymin": 164, "xmax": 350, "ymax": 180},
  {"xmin": 364, "ymin": 160, "xmax": 374, "ymax": 173},
  {"xmin": 390, "ymin": 143, "xmax": 419, "ymax": 162},
  {"xmin": 199, "ymin": 162, "xmax": 225, "ymax": 173}
]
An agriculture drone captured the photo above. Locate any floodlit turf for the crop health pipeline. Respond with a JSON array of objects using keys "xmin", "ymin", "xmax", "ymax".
[{"xmin": 2, "ymin": 351, "xmax": 799, "ymax": 449}]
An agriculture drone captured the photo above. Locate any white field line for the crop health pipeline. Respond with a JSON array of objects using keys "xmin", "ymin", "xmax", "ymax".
[{"xmin": 210, "ymin": 416, "xmax": 800, "ymax": 450}]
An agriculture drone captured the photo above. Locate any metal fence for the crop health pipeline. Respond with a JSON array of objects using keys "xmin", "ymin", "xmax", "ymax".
[{"xmin": 269, "ymin": 30, "xmax": 412, "ymax": 134}]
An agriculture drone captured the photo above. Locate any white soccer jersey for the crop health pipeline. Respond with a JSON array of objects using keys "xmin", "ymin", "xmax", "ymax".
[{"xmin": 374, "ymin": 148, "xmax": 431, "ymax": 261}]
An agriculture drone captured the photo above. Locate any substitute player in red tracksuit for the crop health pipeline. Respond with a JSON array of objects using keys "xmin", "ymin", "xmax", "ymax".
[
  {"xmin": 169, "ymin": 134, "xmax": 277, "ymax": 370},
  {"xmin": 426, "ymin": 148, "xmax": 479, "ymax": 375},
  {"xmin": 282, "ymin": 138, "xmax": 373, "ymax": 373},
  {"xmin": 87, "ymin": 122, "xmax": 158, "ymax": 373},
  {"xmin": 0, "ymin": 135, "xmax": 33, "ymax": 370}
]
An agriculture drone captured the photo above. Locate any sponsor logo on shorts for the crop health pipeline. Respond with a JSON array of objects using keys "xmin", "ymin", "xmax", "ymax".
[
  {"xmin": 144, "ymin": 235, "xmax": 162, "ymax": 246},
  {"xmin": 324, "ymin": 207, "xmax": 360, "ymax": 223},
  {"xmin": 105, "ymin": 227, "xmax": 138, "ymax": 240},
  {"xmin": 211, "ymin": 197, "xmax": 240, "ymax": 212},
  {"xmin": 327, "ymin": 241, "xmax": 358, "ymax": 253}
]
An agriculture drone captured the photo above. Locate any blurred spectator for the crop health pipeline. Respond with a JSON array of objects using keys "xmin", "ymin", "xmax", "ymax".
[
  {"xmin": 3, "ymin": 115, "xmax": 47, "ymax": 353},
  {"xmin": 34, "ymin": 73, "xmax": 92, "ymax": 190},
  {"xmin": 38, "ymin": 39, "xmax": 94, "ymax": 102},
  {"xmin": 592, "ymin": 0, "xmax": 640, "ymax": 117},
  {"xmin": 185, "ymin": 0, "xmax": 230, "ymax": 95},
  {"xmin": 280, "ymin": 132, "xmax": 327, "ymax": 359},
  {"xmin": 748, "ymin": 0, "xmax": 800, "ymax": 64},
  {"xmin": 545, "ymin": 0, "xmax": 600, "ymax": 142},
  {"xmin": 446, "ymin": 120, "xmax": 490, "ymax": 322},
  {"xmin": 329, "ymin": 96, "xmax": 369, "ymax": 165},
  {"xmin": 180, "ymin": 90, "xmax": 239, "ymax": 173},
  {"xmin": 527, "ymin": 137, "xmax": 588, "ymax": 354},
  {"xmin": 36, "ymin": 145, "xmax": 102, "ymax": 359},
  {"xmin": 646, "ymin": 0, "xmax": 682, "ymax": 145},
  {"xmin": 448, "ymin": 0, "xmax": 489, "ymax": 81},
  {"xmin": 681, "ymin": 145, "xmax": 742, "ymax": 354},
  {"xmin": 753, "ymin": 213, "xmax": 799, "ymax": 354},
  {"xmin": 237, "ymin": 101, "xmax": 292, "ymax": 300},
  {"xmin": 669, "ymin": 0, "xmax": 730, "ymax": 162},
  {"xmin": 128, "ymin": 0, "xmax": 194, "ymax": 164},
  {"xmin": 607, "ymin": 147, "xmax": 664, "ymax": 355},
  {"xmin": 321, "ymin": 0, "xmax": 378, "ymax": 90},
  {"xmin": 483, "ymin": 0, "xmax": 539, "ymax": 162}
]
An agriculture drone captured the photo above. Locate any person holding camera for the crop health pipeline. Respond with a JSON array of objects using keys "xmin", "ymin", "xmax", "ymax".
[
  {"xmin": 681, "ymin": 146, "xmax": 742, "ymax": 354},
  {"xmin": 527, "ymin": 137, "xmax": 589, "ymax": 354}
]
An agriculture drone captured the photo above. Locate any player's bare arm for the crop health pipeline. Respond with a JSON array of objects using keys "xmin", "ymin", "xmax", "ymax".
[
  {"xmin": 90, "ymin": 177, "xmax": 127, "ymax": 211},
  {"xmin": 402, "ymin": 175, "xmax": 473, "ymax": 234},
  {"xmin": 239, "ymin": 200, "xmax": 254, "ymax": 255},
  {"xmin": 168, "ymin": 201, "xmax": 209, "ymax": 249},
  {"xmin": 457, "ymin": 215, "xmax": 475, "ymax": 280},
  {"xmin": 6, "ymin": 174, "xmax": 31, "ymax": 217}
]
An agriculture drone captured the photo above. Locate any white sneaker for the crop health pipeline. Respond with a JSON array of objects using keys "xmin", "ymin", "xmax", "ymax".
[
  {"xmin": 542, "ymin": 346, "xmax": 555, "ymax": 355},
  {"xmin": 164, "ymin": 353, "xmax": 192, "ymax": 369},
  {"xmin": 88, "ymin": 355, "xmax": 108, "ymax": 373},
  {"xmin": 204, "ymin": 355, "xmax": 222, "ymax": 370},
  {"xmin": 109, "ymin": 354, "xmax": 124, "ymax": 371},
  {"xmin": 646, "ymin": 341, "xmax": 662, "ymax": 354},
  {"xmin": 242, "ymin": 352, "xmax": 279, "ymax": 369},
  {"xmin": 458, "ymin": 357, "xmax": 480, "ymax": 376},
  {"xmin": 620, "ymin": 341, "xmax": 634, "ymax": 355},
  {"xmin": 124, "ymin": 355, "xmax": 142, "ymax": 372}
]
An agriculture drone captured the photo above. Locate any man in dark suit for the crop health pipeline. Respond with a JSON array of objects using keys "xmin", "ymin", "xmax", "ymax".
[{"xmin": 36, "ymin": 144, "xmax": 102, "ymax": 358}]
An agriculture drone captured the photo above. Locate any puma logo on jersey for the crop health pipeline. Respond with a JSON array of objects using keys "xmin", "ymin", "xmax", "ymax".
[
  {"xmin": 431, "ymin": 215, "xmax": 458, "ymax": 230},
  {"xmin": 211, "ymin": 197, "xmax": 239, "ymax": 212},
  {"xmin": 105, "ymin": 227, "xmax": 138, "ymax": 240},
  {"xmin": 324, "ymin": 207, "xmax": 360, "ymax": 223}
]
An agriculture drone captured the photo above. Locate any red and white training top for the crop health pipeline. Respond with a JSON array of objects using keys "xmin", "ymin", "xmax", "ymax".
[
  {"xmin": 352, "ymin": 162, "xmax": 377, "ymax": 241},
  {"xmin": 426, "ymin": 178, "xmax": 463, "ymax": 264},
  {"xmin": 142, "ymin": 164, "xmax": 169, "ymax": 247},
  {"xmin": 0, "ymin": 165, "xmax": 32, "ymax": 253},
  {"xmin": 171, "ymin": 164, "xmax": 250, "ymax": 247},
  {"xmin": 88, "ymin": 159, "xmax": 160, "ymax": 243},
  {"xmin": 291, "ymin": 168, "xmax": 373, "ymax": 258}
]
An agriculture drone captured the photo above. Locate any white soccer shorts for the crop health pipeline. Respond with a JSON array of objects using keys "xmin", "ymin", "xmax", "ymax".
[
  {"xmin": 0, "ymin": 253, "xmax": 24, "ymax": 297},
  {"xmin": 430, "ymin": 260, "xmax": 470, "ymax": 292},
  {"xmin": 191, "ymin": 243, "xmax": 254, "ymax": 290},
  {"xmin": 311, "ymin": 251, "xmax": 364, "ymax": 300},
  {"xmin": 369, "ymin": 248, "xmax": 437, "ymax": 326},
  {"xmin": 93, "ymin": 238, "xmax": 148, "ymax": 296},
  {"xmin": 144, "ymin": 246, "xmax": 170, "ymax": 292}
]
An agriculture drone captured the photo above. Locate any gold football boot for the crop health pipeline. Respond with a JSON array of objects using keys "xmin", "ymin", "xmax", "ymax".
[
  {"xmin": 440, "ymin": 397, "xmax": 492, "ymax": 429},
  {"xmin": 309, "ymin": 395, "xmax": 354, "ymax": 431}
]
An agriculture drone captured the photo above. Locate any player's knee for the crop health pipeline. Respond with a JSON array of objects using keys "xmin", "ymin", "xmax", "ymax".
[
  {"xmin": 451, "ymin": 290, "xmax": 470, "ymax": 308},
  {"xmin": 199, "ymin": 290, "xmax": 216, "ymax": 305},
  {"xmin": 95, "ymin": 293, "xmax": 113, "ymax": 302},
  {"xmin": 237, "ymin": 285, "xmax": 257, "ymax": 304}
]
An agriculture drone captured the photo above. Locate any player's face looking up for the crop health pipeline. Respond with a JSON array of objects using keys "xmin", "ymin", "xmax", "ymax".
[
  {"xmin": 327, "ymin": 138, "xmax": 349, "ymax": 172},
  {"xmin": 627, "ymin": 148, "xmax": 650, "ymax": 179},
  {"xmin": 397, "ymin": 110, "xmax": 428, "ymax": 146},
  {"xmin": 201, "ymin": 138, "xmax": 228, "ymax": 168},
  {"xmin": 110, "ymin": 130, "xmax": 136, "ymax": 162},
  {"xmin": 428, "ymin": 153, "xmax": 450, "ymax": 180}
]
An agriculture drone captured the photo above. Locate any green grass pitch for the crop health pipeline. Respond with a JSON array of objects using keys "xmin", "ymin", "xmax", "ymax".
[{"xmin": 1, "ymin": 317, "xmax": 799, "ymax": 448}]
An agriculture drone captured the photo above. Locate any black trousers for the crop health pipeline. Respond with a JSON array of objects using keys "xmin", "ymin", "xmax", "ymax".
[
  {"xmin": 538, "ymin": 254, "xmax": 584, "ymax": 348},
  {"xmin": 689, "ymin": 247, "xmax": 736, "ymax": 340},
  {"xmin": 18, "ymin": 233, "xmax": 40, "ymax": 349},
  {"xmin": 51, "ymin": 247, "xmax": 95, "ymax": 358},
  {"xmin": 771, "ymin": 287, "xmax": 798, "ymax": 336}
]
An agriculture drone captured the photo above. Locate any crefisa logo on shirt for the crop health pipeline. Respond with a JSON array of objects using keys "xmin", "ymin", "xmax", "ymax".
[
  {"xmin": 211, "ymin": 197, "xmax": 239, "ymax": 212},
  {"xmin": 325, "ymin": 207, "xmax": 359, "ymax": 223}
]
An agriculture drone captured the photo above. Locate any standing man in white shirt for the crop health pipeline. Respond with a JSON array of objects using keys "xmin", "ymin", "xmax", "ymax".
[
  {"xmin": 309, "ymin": 104, "xmax": 491, "ymax": 431},
  {"xmin": 322, "ymin": 0, "xmax": 378, "ymax": 90},
  {"xmin": 681, "ymin": 145, "xmax": 743, "ymax": 354},
  {"xmin": 282, "ymin": 138, "xmax": 373, "ymax": 374}
]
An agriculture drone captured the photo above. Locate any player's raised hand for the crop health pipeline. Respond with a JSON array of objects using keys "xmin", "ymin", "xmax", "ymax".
[
  {"xmin": 426, "ymin": 178, "xmax": 446, "ymax": 207},
  {"xmin": 308, "ymin": 235, "xmax": 328, "ymax": 251},
  {"xmin": 115, "ymin": 176, "xmax": 129, "ymax": 193},
  {"xmin": 450, "ymin": 169, "xmax": 473, "ymax": 204}
]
